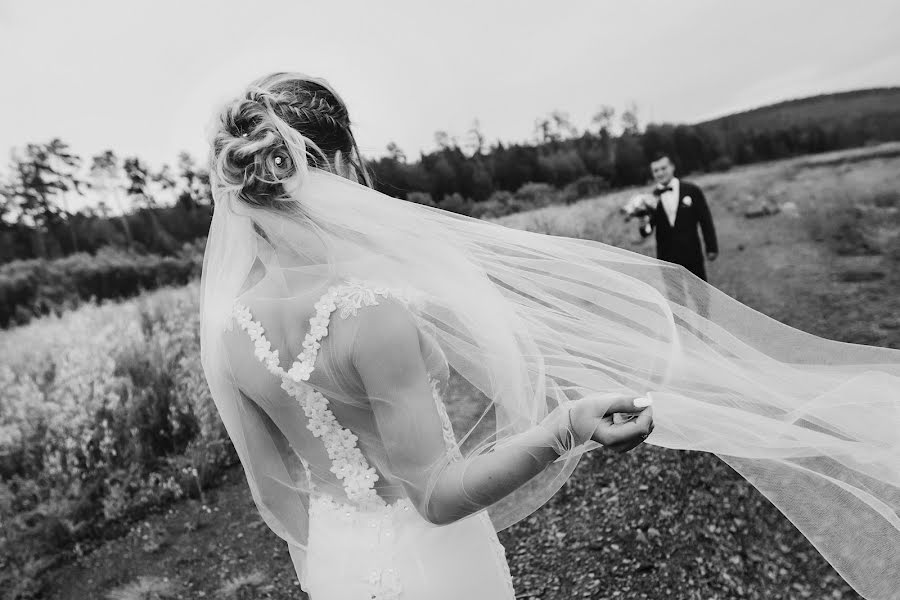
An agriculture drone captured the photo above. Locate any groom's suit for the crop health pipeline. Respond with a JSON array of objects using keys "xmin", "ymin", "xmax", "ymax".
[{"xmin": 639, "ymin": 178, "xmax": 718, "ymax": 281}]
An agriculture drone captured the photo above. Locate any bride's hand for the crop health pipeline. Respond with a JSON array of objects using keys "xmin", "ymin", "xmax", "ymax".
[{"xmin": 568, "ymin": 394, "xmax": 654, "ymax": 454}]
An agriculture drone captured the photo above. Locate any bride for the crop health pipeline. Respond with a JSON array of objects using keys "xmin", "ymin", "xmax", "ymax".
[{"xmin": 200, "ymin": 73, "xmax": 899, "ymax": 599}]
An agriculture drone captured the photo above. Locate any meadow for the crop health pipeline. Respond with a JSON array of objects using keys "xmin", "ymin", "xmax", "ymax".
[{"xmin": 2, "ymin": 144, "xmax": 899, "ymax": 600}]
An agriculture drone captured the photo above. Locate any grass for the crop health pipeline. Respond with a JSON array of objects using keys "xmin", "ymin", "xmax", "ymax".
[
  {"xmin": 217, "ymin": 571, "xmax": 273, "ymax": 600},
  {"xmin": 0, "ymin": 284, "xmax": 235, "ymax": 600},
  {"xmin": 106, "ymin": 576, "xmax": 179, "ymax": 600},
  {"xmin": 12, "ymin": 143, "xmax": 900, "ymax": 600}
]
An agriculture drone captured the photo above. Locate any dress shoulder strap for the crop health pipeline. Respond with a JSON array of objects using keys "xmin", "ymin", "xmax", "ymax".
[
  {"xmin": 286, "ymin": 280, "xmax": 414, "ymax": 382},
  {"xmin": 233, "ymin": 279, "xmax": 418, "ymax": 383}
]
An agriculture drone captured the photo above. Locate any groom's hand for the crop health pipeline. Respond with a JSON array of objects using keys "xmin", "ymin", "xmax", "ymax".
[
  {"xmin": 707, "ymin": 251, "xmax": 718, "ymax": 261},
  {"xmin": 639, "ymin": 217, "xmax": 653, "ymax": 238}
]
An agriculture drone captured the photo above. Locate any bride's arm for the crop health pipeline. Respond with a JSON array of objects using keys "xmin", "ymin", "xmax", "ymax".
[{"xmin": 352, "ymin": 300, "xmax": 652, "ymax": 525}]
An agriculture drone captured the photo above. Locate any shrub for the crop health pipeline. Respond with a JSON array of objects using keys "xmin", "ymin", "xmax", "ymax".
[
  {"xmin": 406, "ymin": 191, "xmax": 436, "ymax": 207},
  {"xmin": 0, "ymin": 240, "xmax": 205, "ymax": 328},
  {"xmin": 471, "ymin": 191, "xmax": 517, "ymax": 219},
  {"xmin": 0, "ymin": 285, "xmax": 235, "ymax": 591},
  {"xmin": 561, "ymin": 175, "xmax": 610, "ymax": 204},
  {"xmin": 710, "ymin": 156, "xmax": 734, "ymax": 172},
  {"xmin": 513, "ymin": 182, "xmax": 559, "ymax": 209},
  {"xmin": 439, "ymin": 193, "xmax": 473, "ymax": 216}
]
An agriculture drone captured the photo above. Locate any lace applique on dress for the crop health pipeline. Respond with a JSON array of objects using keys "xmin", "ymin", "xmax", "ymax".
[
  {"xmin": 430, "ymin": 378, "xmax": 461, "ymax": 459},
  {"xmin": 233, "ymin": 280, "xmax": 399, "ymax": 508},
  {"xmin": 233, "ymin": 279, "xmax": 418, "ymax": 599}
]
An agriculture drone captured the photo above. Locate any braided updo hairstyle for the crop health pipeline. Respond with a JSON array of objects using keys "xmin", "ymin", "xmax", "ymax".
[{"xmin": 210, "ymin": 72, "xmax": 371, "ymax": 210}]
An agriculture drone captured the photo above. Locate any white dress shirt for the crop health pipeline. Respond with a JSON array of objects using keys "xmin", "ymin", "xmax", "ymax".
[{"xmin": 657, "ymin": 177, "xmax": 680, "ymax": 227}]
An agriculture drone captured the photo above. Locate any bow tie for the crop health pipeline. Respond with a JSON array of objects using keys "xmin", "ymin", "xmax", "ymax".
[{"xmin": 654, "ymin": 185, "xmax": 673, "ymax": 196}]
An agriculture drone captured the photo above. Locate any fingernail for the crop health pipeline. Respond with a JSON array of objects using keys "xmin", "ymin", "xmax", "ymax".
[{"xmin": 633, "ymin": 396, "xmax": 653, "ymax": 408}]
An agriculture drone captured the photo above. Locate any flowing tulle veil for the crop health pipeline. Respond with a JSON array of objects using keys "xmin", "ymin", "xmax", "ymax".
[{"xmin": 200, "ymin": 75, "xmax": 900, "ymax": 599}]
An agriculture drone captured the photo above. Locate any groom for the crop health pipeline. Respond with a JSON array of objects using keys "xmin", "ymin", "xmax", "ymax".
[
  {"xmin": 638, "ymin": 153, "xmax": 718, "ymax": 281},
  {"xmin": 637, "ymin": 153, "xmax": 718, "ymax": 314}
]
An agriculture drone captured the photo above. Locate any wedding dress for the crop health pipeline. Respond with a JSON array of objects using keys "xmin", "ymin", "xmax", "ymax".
[
  {"xmin": 201, "ymin": 107, "xmax": 899, "ymax": 597},
  {"xmin": 225, "ymin": 277, "xmax": 517, "ymax": 598}
]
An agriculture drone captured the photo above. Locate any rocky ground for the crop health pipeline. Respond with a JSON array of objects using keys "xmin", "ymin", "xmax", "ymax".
[{"xmin": 42, "ymin": 445, "xmax": 859, "ymax": 600}]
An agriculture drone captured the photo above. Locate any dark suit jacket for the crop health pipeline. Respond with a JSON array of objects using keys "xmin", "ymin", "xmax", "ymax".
[{"xmin": 640, "ymin": 180, "xmax": 718, "ymax": 281}]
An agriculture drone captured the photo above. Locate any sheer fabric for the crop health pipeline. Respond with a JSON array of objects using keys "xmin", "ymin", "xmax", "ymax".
[
  {"xmin": 227, "ymin": 279, "xmax": 517, "ymax": 597},
  {"xmin": 201, "ymin": 135, "xmax": 899, "ymax": 598}
]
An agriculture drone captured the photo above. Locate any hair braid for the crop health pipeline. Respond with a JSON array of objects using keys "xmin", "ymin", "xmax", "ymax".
[{"xmin": 210, "ymin": 73, "xmax": 370, "ymax": 210}]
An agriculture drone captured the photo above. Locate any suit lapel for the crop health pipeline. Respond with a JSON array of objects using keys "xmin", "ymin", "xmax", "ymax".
[
  {"xmin": 671, "ymin": 179, "xmax": 681, "ymax": 227},
  {"xmin": 654, "ymin": 196, "xmax": 671, "ymax": 231}
]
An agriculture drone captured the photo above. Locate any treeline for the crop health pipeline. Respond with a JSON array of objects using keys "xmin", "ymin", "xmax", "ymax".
[
  {"xmin": 369, "ymin": 88, "xmax": 900, "ymax": 210},
  {"xmin": 0, "ymin": 240, "xmax": 204, "ymax": 328},
  {"xmin": 0, "ymin": 144, "xmax": 212, "ymax": 263},
  {"xmin": 2, "ymin": 89, "xmax": 899, "ymax": 266}
]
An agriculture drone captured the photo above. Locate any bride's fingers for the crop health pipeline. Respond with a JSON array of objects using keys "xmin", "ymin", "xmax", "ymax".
[
  {"xmin": 607, "ymin": 437, "xmax": 644, "ymax": 454},
  {"xmin": 603, "ymin": 395, "xmax": 653, "ymax": 417},
  {"xmin": 595, "ymin": 407, "xmax": 653, "ymax": 446},
  {"xmin": 606, "ymin": 415, "xmax": 655, "ymax": 453}
]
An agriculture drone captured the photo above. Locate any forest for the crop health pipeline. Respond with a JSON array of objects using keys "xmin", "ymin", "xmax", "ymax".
[{"xmin": 2, "ymin": 87, "xmax": 899, "ymax": 327}]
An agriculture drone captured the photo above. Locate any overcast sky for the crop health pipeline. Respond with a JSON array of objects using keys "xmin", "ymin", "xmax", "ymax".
[{"xmin": 1, "ymin": 0, "xmax": 899, "ymax": 171}]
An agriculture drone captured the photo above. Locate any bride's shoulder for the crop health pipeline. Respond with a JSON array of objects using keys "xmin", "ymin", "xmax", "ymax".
[{"xmin": 348, "ymin": 296, "xmax": 424, "ymax": 371}]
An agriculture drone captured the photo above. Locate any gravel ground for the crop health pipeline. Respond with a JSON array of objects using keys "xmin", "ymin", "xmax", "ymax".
[{"xmin": 41, "ymin": 443, "xmax": 859, "ymax": 600}]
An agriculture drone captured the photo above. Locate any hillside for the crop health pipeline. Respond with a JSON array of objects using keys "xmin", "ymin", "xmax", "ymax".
[{"xmin": 696, "ymin": 87, "xmax": 900, "ymax": 141}]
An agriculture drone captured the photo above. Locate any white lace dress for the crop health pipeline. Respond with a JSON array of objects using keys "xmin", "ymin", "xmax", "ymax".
[{"xmin": 232, "ymin": 280, "xmax": 516, "ymax": 599}]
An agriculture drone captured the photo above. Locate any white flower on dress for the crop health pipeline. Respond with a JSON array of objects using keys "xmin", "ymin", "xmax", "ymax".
[
  {"xmin": 287, "ymin": 361, "xmax": 314, "ymax": 382},
  {"xmin": 233, "ymin": 281, "xmax": 417, "ymax": 515},
  {"xmin": 313, "ymin": 296, "xmax": 337, "ymax": 313},
  {"xmin": 308, "ymin": 419, "xmax": 330, "ymax": 438}
]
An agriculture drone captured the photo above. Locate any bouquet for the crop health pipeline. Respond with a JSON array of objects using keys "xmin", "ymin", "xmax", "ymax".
[{"xmin": 621, "ymin": 194, "xmax": 656, "ymax": 221}]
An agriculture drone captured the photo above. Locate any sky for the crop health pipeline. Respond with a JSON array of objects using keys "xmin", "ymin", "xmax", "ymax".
[{"xmin": 1, "ymin": 0, "xmax": 899, "ymax": 174}]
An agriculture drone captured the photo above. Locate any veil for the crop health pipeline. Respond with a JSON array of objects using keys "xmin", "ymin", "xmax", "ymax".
[{"xmin": 200, "ymin": 81, "xmax": 900, "ymax": 599}]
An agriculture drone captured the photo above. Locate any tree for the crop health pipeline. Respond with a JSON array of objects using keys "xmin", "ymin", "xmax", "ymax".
[
  {"xmin": 95, "ymin": 200, "xmax": 111, "ymax": 219},
  {"xmin": 153, "ymin": 164, "xmax": 176, "ymax": 191},
  {"xmin": 465, "ymin": 119, "xmax": 487, "ymax": 156},
  {"xmin": 439, "ymin": 192, "xmax": 472, "ymax": 215},
  {"xmin": 621, "ymin": 102, "xmax": 642, "ymax": 136},
  {"xmin": 151, "ymin": 163, "xmax": 178, "ymax": 208},
  {"xmin": 534, "ymin": 117, "xmax": 552, "ymax": 144},
  {"xmin": 90, "ymin": 149, "xmax": 132, "ymax": 246},
  {"xmin": 538, "ymin": 149, "xmax": 588, "ymax": 186},
  {"xmin": 0, "ymin": 177, "xmax": 14, "ymax": 225},
  {"xmin": 123, "ymin": 157, "xmax": 153, "ymax": 208},
  {"xmin": 386, "ymin": 142, "xmax": 407, "ymax": 163},
  {"xmin": 534, "ymin": 110, "xmax": 579, "ymax": 144},
  {"xmin": 551, "ymin": 110, "xmax": 579, "ymax": 140},
  {"xmin": 433, "ymin": 131, "xmax": 455, "ymax": 151},
  {"xmin": 613, "ymin": 134, "xmax": 647, "ymax": 186},
  {"xmin": 124, "ymin": 156, "xmax": 177, "ymax": 252},
  {"xmin": 6, "ymin": 139, "xmax": 82, "ymax": 256},
  {"xmin": 591, "ymin": 105, "xmax": 616, "ymax": 137},
  {"xmin": 175, "ymin": 152, "xmax": 212, "ymax": 210}
]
